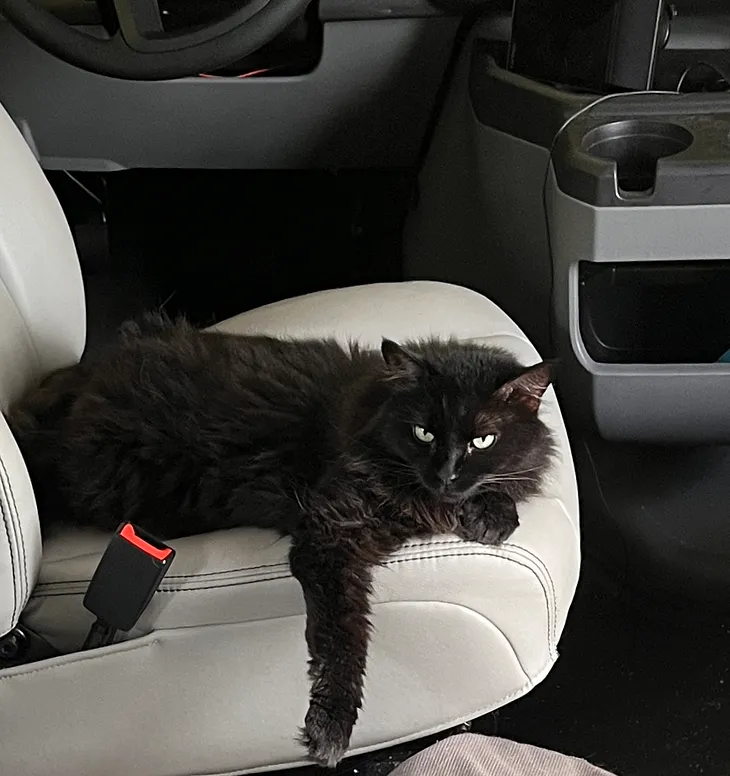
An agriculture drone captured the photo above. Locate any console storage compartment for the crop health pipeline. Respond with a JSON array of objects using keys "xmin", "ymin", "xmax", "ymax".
[{"xmin": 579, "ymin": 260, "xmax": 730, "ymax": 365}]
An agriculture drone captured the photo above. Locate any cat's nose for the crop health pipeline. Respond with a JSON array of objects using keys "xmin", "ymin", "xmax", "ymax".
[{"xmin": 436, "ymin": 465, "xmax": 459, "ymax": 487}]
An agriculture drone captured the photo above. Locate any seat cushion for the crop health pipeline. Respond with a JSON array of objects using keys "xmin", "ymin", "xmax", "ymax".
[{"xmin": 13, "ymin": 281, "xmax": 579, "ymax": 776}]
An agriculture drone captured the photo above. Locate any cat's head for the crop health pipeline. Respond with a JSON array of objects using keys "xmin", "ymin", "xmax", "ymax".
[{"xmin": 368, "ymin": 339, "xmax": 555, "ymax": 503}]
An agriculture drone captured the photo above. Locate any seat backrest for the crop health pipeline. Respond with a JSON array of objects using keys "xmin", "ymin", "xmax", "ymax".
[{"xmin": 0, "ymin": 102, "xmax": 85, "ymax": 637}]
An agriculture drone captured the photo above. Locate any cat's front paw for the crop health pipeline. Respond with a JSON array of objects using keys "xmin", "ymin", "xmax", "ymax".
[
  {"xmin": 457, "ymin": 496, "xmax": 519, "ymax": 545},
  {"xmin": 479, "ymin": 515, "xmax": 519, "ymax": 545},
  {"xmin": 300, "ymin": 702, "xmax": 354, "ymax": 768}
]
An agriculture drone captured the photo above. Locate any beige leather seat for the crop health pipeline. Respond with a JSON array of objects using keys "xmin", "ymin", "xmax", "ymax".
[{"xmin": 0, "ymin": 101, "xmax": 580, "ymax": 776}]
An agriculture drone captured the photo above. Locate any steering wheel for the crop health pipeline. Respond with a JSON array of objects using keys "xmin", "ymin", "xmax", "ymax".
[{"xmin": 0, "ymin": 0, "xmax": 313, "ymax": 80}]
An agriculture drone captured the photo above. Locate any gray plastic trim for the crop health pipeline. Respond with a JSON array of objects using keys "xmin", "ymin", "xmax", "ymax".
[
  {"xmin": 547, "ymin": 167, "xmax": 730, "ymax": 443},
  {"xmin": 0, "ymin": 18, "xmax": 458, "ymax": 170},
  {"xmin": 549, "ymin": 173, "xmax": 730, "ymax": 263}
]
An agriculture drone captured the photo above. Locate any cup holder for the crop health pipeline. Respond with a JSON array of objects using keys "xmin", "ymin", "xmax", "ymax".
[{"xmin": 582, "ymin": 120, "xmax": 693, "ymax": 195}]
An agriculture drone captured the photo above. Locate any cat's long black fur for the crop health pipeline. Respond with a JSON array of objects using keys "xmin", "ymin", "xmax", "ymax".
[{"xmin": 7, "ymin": 314, "xmax": 556, "ymax": 767}]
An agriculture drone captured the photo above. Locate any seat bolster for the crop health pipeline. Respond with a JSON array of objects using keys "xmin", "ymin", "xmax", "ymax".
[{"xmin": 0, "ymin": 414, "xmax": 41, "ymax": 636}]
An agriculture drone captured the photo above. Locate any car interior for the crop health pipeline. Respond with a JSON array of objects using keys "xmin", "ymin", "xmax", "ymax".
[{"xmin": 0, "ymin": 1, "xmax": 728, "ymax": 775}]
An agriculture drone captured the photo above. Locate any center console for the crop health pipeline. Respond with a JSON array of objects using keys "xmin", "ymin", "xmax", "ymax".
[
  {"xmin": 548, "ymin": 96, "xmax": 730, "ymax": 444},
  {"xmin": 404, "ymin": 2, "xmax": 730, "ymax": 601}
]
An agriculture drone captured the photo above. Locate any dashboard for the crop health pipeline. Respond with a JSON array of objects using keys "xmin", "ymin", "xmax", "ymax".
[
  {"xmin": 40, "ymin": 0, "xmax": 457, "ymax": 26},
  {"xmin": 0, "ymin": 2, "xmax": 465, "ymax": 171}
]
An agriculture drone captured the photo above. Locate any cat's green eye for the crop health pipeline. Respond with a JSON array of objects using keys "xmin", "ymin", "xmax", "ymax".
[
  {"xmin": 471, "ymin": 434, "xmax": 497, "ymax": 450},
  {"xmin": 413, "ymin": 425, "xmax": 435, "ymax": 444}
]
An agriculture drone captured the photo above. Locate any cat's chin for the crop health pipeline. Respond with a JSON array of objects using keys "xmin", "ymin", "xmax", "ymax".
[{"xmin": 428, "ymin": 490, "xmax": 470, "ymax": 505}]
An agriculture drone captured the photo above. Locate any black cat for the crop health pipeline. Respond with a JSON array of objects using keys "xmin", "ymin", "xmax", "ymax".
[{"xmin": 7, "ymin": 314, "xmax": 555, "ymax": 767}]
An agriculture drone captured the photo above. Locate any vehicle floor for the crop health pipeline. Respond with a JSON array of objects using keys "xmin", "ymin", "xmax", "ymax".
[{"xmin": 54, "ymin": 171, "xmax": 730, "ymax": 776}]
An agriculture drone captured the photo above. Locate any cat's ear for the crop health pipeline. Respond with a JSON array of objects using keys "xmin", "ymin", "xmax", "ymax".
[
  {"xmin": 493, "ymin": 361, "xmax": 553, "ymax": 413},
  {"xmin": 381, "ymin": 339, "xmax": 424, "ymax": 379}
]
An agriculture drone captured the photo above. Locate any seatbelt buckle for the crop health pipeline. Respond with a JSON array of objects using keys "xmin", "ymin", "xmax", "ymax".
[{"xmin": 83, "ymin": 522, "xmax": 176, "ymax": 644}]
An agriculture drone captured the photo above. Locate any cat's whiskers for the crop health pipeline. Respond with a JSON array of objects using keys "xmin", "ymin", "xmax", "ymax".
[
  {"xmin": 482, "ymin": 466, "xmax": 543, "ymax": 483},
  {"xmin": 482, "ymin": 476, "xmax": 538, "ymax": 484},
  {"xmin": 494, "ymin": 465, "xmax": 543, "ymax": 476},
  {"xmin": 292, "ymin": 489, "xmax": 306, "ymax": 513},
  {"xmin": 482, "ymin": 471, "xmax": 540, "ymax": 481}
]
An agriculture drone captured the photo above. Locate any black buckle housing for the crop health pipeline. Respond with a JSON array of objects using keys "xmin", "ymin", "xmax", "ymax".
[{"xmin": 83, "ymin": 522, "xmax": 175, "ymax": 643}]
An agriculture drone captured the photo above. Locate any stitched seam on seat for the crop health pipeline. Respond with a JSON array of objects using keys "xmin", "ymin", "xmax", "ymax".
[
  {"xmin": 32, "ymin": 547, "xmax": 545, "ymax": 593},
  {"xmin": 31, "ymin": 544, "xmax": 561, "ymax": 643},
  {"xmin": 0, "ymin": 638, "xmax": 158, "ymax": 681},
  {"xmin": 504, "ymin": 543, "xmax": 559, "ymax": 648},
  {"xmin": 31, "ymin": 540, "xmax": 488, "ymax": 589},
  {"xmin": 32, "ymin": 562, "xmax": 293, "ymax": 589},
  {"xmin": 505, "ymin": 544, "xmax": 558, "ymax": 642},
  {"xmin": 0, "ymin": 481, "xmax": 18, "ymax": 627},
  {"xmin": 165, "ymin": 561, "xmax": 289, "ymax": 579},
  {"xmin": 31, "ymin": 551, "xmax": 556, "ymax": 656},
  {"xmin": 34, "ymin": 497, "xmax": 575, "ymax": 590},
  {"xmin": 31, "ymin": 574, "xmax": 293, "ymax": 597},
  {"xmin": 0, "ymin": 453, "xmax": 27, "ymax": 609},
  {"xmin": 36, "ymin": 540, "xmax": 483, "ymax": 586},
  {"xmin": 502, "ymin": 544, "xmax": 558, "ymax": 650}
]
